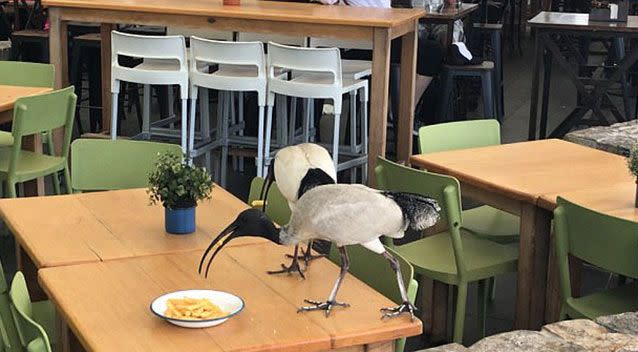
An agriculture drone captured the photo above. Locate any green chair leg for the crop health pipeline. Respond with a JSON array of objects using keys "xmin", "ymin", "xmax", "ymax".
[
  {"xmin": 477, "ymin": 279, "xmax": 489, "ymax": 339},
  {"xmin": 63, "ymin": 167, "xmax": 72, "ymax": 194},
  {"xmin": 488, "ymin": 277, "xmax": 496, "ymax": 301},
  {"xmin": 6, "ymin": 182, "xmax": 16, "ymax": 198},
  {"xmin": 453, "ymin": 282, "xmax": 468, "ymax": 344},
  {"xmin": 52, "ymin": 172, "xmax": 61, "ymax": 195}
]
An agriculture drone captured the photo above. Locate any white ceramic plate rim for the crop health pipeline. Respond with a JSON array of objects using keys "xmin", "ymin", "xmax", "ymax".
[{"xmin": 149, "ymin": 289, "xmax": 245, "ymax": 323}]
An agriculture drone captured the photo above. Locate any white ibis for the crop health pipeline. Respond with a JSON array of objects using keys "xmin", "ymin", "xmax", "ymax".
[
  {"xmin": 260, "ymin": 143, "xmax": 336, "ymax": 278},
  {"xmin": 200, "ymin": 183, "xmax": 441, "ymax": 318}
]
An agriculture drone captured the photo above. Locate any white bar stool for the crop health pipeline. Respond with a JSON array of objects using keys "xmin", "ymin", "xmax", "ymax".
[
  {"xmin": 110, "ymin": 31, "xmax": 189, "ymax": 153},
  {"xmin": 188, "ymin": 37, "xmax": 267, "ymax": 187},
  {"xmin": 265, "ymin": 42, "xmax": 369, "ymax": 179}
]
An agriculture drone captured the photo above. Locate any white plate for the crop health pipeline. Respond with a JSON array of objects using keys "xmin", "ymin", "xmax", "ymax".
[{"xmin": 150, "ymin": 289, "xmax": 244, "ymax": 328}]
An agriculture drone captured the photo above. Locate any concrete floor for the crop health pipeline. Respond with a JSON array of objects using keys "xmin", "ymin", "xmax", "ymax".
[{"xmin": 0, "ymin": 33, "xmax": 633, "ymax": 350}]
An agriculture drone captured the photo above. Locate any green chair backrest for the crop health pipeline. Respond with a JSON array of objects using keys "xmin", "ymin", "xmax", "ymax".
[
  {"xmin": 418, "ymin": 120, "xmax": 501, "ymax": 154},
  {"xmin": 71, "ymin": 139, "xmax": 183, "ymax": 192},
  {"xmin": 375, "ymin": 157, "xmax": 468, "ymax": 276},
  {"xmin": 0, "ymin": 261, "xmax": 19, "ymax": 352},
  {"xmin": 9, "ymin": 87, "xmax": 76, "ymax": 176},
  {"xmin": 247, "ymin": 177, "xmax": 292, "ymax": 226},
  {"xmin": 328, "ymin": 244, "xmax": 418, "ymax": 352},
  {"xmin": 554, "ymin": 197, "xmax": 638, "ymax": 301},
  {"xmin": 0, "ymin": 62, "xmax": 54, "ymax": 88},
  {"xmin": 9, "ymin": 273, "xmax": 51, "ymax": 352}
]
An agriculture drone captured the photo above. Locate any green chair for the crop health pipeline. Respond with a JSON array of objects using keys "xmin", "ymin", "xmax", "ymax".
[
  {"xmin": 9, "ymin": 272, "xmax": 56, "ymax": 352},
  {"xmin": 554, "ymin": 197, "xmax": 638, "ymax": 320},
  {"xmin": 0, "ymin": 86, "xmax": 77, "ymax": 197},
  {"xmin": 0, "ymin": 62, "xmax": 54, "ymax": 89},
  {"xmin": 418, "ymin": 120, "xmax": 519, "ymax": 244},
  {"xmin": 0, "ymin": 261, "xmax": 20, "ymax": 352},
  {"xmin": 375, "ymin": 157, "xmax": 518, "ymax": 344},
  {"xmin": 247, "ymin": 177, "xmax": 291, "ymax": 226},
  {"xmin": 70, "ymin": 139, "xmax": 183, "ymax": 192},
  {"xmin": 0, "ymin": 62, "xmax": 55, "ymax": 147},
  {"xmin": 328, "ymin": 244, "xmax": 417, "ymax": 352}
]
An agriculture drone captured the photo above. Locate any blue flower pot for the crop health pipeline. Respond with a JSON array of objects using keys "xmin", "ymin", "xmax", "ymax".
[{"xmin": 165, "ymin": 207, "xmax": 196, "ymax": 235}]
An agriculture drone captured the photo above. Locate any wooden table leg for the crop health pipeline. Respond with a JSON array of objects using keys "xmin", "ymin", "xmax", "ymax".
[
  {"xmin": 396, "ymin": 22, "xmax": 417, "ymax": 164},
  {"xmin": 56, "ymin": 314, "xmax": 86, "ymax": 352},
  {"xmin": 48, "ymin": 8, "xmax": 69, "ymax": 156},
  {"xmin": 515, "ymin": 203, "xmax": 552, "ymax": 330},
  {"xmin": 368, "ymin": 28, "xmax": 391, "ymax": 185},
  {"xmin": 100, "ymin": 24, "xmax": 114, "ymax": 134},
  {"xmin": 528, "ymin": 30, "xmax": 543, "ymax": 140},
  {"xmin": 15, "ymin": 244, "xmax": 47, "ymax": 300}
]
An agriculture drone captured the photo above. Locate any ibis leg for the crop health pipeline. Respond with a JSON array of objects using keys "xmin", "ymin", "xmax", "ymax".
[
  {"xmin": 285, "ymin": 240, "xmax": 326, "ymax": 267},
  {"xmin": 380, "ymin": 251, "xmax": 417, "ymax": 320},
  {"xmin": 298, "ymin": 246, "xmax": 350, "ymax": 317},
  {"xmin": 267, "ymin": 244, "xmax": 305, "ymax": 279}
]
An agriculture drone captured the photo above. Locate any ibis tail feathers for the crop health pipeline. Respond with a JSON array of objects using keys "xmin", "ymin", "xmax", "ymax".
[{"xmin": 381, "ymin": 191, "xmax": 441, "ymax": 231}]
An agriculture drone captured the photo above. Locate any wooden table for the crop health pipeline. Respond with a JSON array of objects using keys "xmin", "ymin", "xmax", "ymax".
[
  {"xmin": 409, "ymin": 139, "xmax": 633, "ymax": 331},
  {"xmin": 39, "ymin": 246, "xmax": 422, "ymax": 352},
  {"xmin": 528, "ymin": 12, "xmax": 638, "ymax": 140},
  {"xmin": 0, "ymin": 84, "xmax": 52, "ymax": 195},
  {"xmin": 42, "ymin": 0, "xmax": 425, "ymax": 184},
  {"xmin": 0, "ymin": 187, "xmax": 261, "ymax": 296}
]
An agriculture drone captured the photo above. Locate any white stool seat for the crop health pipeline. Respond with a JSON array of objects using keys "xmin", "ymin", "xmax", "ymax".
[
  {"xmin": 342, "ymin": 59, "xmax": 372, "ymax": 80},
  {"xmin": 291, "ymin": 72, "xmax": 367, "ymax": 92}
]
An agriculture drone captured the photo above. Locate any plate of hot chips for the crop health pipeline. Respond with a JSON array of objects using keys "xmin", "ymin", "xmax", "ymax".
[{"xmin": 150, "ymin": 290, "xmax": 244, "ymax": 328}]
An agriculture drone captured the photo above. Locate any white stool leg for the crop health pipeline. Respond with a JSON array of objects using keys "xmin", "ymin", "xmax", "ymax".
[
  {"xmin": 289, "ymin": 97, "xmax": 297, "ymax": 143},
  {"xmin": 309, "ymin": 98, "xmax": 315, "ymax": 142},
  {"xmin": 230, "ymin": 92, "xmax": 238, "ymax": 172},
  {"xmin": 167, "ymin": 86, "xmax": 175, "ymax": 129},
  {"xmin": 111, "ymin": 92, "xmax": 119, "ymax": 140},
  {"xmin": 349, "ymin": 91, "xmax": 357, "ymax": 183},
  {"xmin": 303, "ymin": 99, "xmax": 310, "ymax": 143},
  {"xmin": 142, "ymin": 84, "xmax": 151, "ymax": 138},
  {"xmin": 181, "ymin": 98, "xmax": 188, "ymax": 155},
  {"xmin": 238, "ymin": 92, "xmax": 244, "ymax": 172},
  {"xmin": 200, "ymin": 89, "xmax": 210, "ymax": 140},
  {"xmin": 332, "ymin": 112, "xmax": 340, "ymax": 171},
  {"xmin": 264, "ymin": 104, "xmax": 274, "ymax": 177},
  {"xmin": 188, "ymin": 89, "xmax": 198, "ymax": 163},
  {"xmin": 256, "ymin": 105, "xmax": 265, "ymax": 178},
  {"xmin": 220, "ymin": 92, "xmax": 229, "ymax": 188},
  {"xmin": 360, "ymin": 87, "xmax": 368, "ymax": 184}
]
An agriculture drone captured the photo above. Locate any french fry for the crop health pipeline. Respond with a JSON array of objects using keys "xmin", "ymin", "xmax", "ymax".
[{"xmin": 164, "ymin": 297, "xmax": 226, "ymax": 320}]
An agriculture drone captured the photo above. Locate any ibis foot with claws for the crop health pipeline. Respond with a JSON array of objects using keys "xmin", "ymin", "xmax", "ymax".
[
  {"xmin": 381, "ymin": 301, "xmax": 417, "ymax": 321},
  {"xmin": 268, "ymin": 245, "xmax": 305, "ymax": 278},
  {"xmin": 298, "ymin": 299, "xmax": 350, "ymax": 317},
  {"xmin": 285, "ymin": 241, "xmax": 326, "ymax": 267}
]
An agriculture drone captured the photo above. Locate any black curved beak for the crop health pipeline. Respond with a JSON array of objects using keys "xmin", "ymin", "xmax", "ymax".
[
  {"xmin": 198, "ymin": 220, "xmax": 239, "ymax": 278},
  {"xmin": 259, "ymin": 162, "xmax": 276, "ymax": 212}
]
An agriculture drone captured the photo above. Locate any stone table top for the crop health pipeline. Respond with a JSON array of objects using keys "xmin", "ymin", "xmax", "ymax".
[
  {"xmin": 419, "ymin": 311, "xmax": 638, "ymax": 351},
  {"xmin": 564, "ymin": 120, "xmax": 638, "ymax": 156}
]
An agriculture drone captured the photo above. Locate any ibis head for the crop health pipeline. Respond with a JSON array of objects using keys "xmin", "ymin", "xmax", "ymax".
[{"xmin": 199, "ymin": 208, "xmax": 280, "ymax": 278}]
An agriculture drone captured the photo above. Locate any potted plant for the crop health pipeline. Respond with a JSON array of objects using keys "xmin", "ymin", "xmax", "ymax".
[
  {"xmin": 148, "ymin": 153, "xmax": 214, "ymax": 234},
  {"xmin": 629, "ymin": 143, "xmax": 638, "ymax": 208}
]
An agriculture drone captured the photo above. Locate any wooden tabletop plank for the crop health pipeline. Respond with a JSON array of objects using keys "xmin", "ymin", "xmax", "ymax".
[
  {"xmin": 409, "ymin": 139, "xmax": 634, "ymax": 204},
  {"xmin": 529, "ymin": 11, "xmax": 638, "ymax": 33},
  {"xmin": 39, "ymin": 248, "xmax": 419, "ymax": 351},
  {"xmin": 0, "ymin": 194, "xmax": 132, "ymax": 268},
  {"xmin": 41, "ymin": 0, "xmax": 425, "ymax": 28},
  {"xmin": 223, "ymin": 243, "xmax": 422, "ymax": 349},
  {"xmin": 0, "ymin": 187, "xmax": 261, "ymax": 268},
  {"xmin": 538, "ymin": 182, "xmax": 638, "ymax": 221},
  {"xmin": 75, "ymin": 187, "xmax": 259, "ymax": 259},
  {"xmin": 0, "ymin": 85, "xmax": 52, "ymax": 112}
]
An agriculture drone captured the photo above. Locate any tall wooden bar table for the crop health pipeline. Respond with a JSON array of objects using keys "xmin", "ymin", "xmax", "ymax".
[
  {"xmin": 528, "ymin": 12, "xmax": 638, "ymax": 140},
  {"xmin": 42, "ymin": 0, "xmax": 425, "ymax": 184}
]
